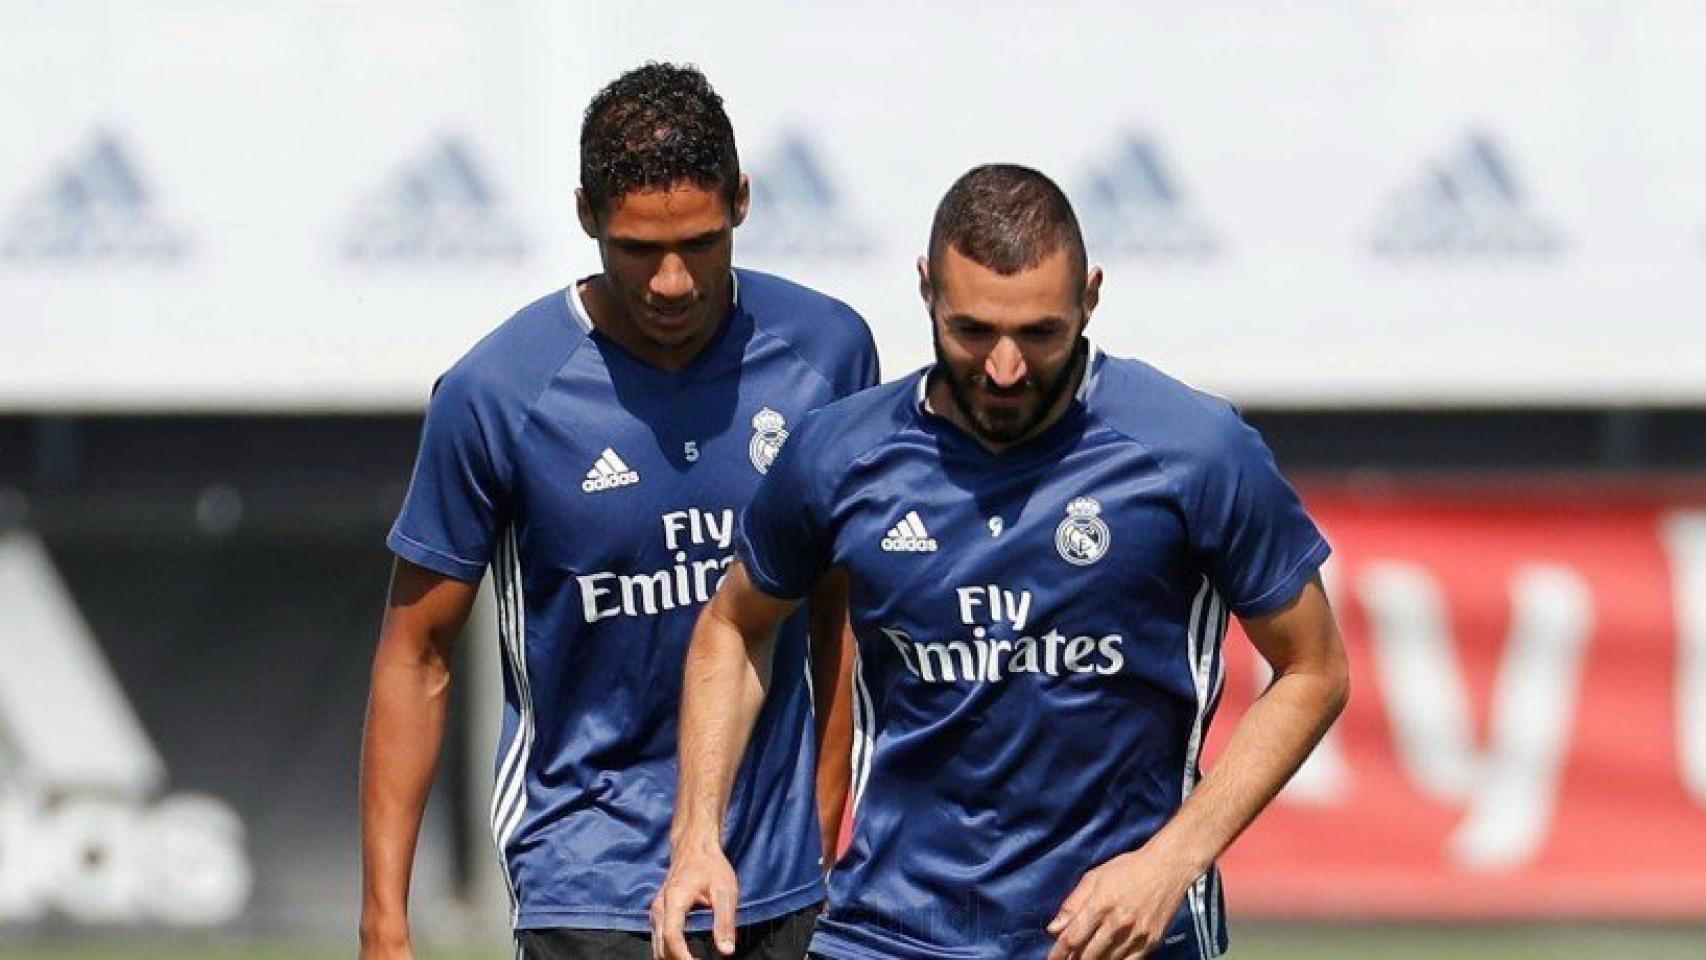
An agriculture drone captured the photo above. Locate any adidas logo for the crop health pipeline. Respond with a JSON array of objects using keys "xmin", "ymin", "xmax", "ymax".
[
  {"xmin": 1076, "ymin": 132, "xmax": 1217, "ymax": 261},
  {"xmin": 1369, "ymin": 130, "xmax": 1562, "ymax": 259},
  {"xmin": 0, "ymin": 531, "xmax": 251, "ymax": 925},
  {"xmin": 880, "ymin": 511, "xmax": 938, "ymax": 553},
  {"xmin": 741, "ymin": 129, "xmax": 874, "ymax": 261},
  {"xmin": 2, "ymin": 130, "xmax": 187, "ymax": 263},
  {"xmin": 581, "ymin": 448, "xmax": 640, "ymax": 493},
  {"xmin": 341, "ymin": 134, "xmax": 527, "ymax": 263}
]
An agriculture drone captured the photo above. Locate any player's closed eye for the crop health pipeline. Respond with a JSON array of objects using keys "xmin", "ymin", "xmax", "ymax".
[
  {"xmin": 681, "ymin": 233, "xmax": 723, "ymax": 252},
  {"xmin": 949, "ymin": 319, "xmax": 994, "ymax": 339}
]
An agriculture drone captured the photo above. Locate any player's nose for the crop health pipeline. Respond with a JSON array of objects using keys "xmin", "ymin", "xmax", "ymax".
[
  {"xmin": 985, "ymin": 336, "xmax": 1027, "ymax": 388},
  {"xmin": 650, "ymin": 253, "xmax": 694, "ymax": 300}
]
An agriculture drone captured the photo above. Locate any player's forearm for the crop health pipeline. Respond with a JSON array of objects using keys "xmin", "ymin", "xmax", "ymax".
[
  {"xmin": 812, "ymin": 654, "xmax": 853, "ymax": 865},
  {"xmin": 807, "ymin": 571, "xmax": 855, "ymax": 865},
  {"xmin": 672, "ymin": 603, "xmax": 773, "ymax": 853},
  {"xmin": 359, "ymin": 627, "xmax": 454, "ymax": 943},
  {"xmin": 1145, "ymin": 657, "xmax": 1348, "ymax": 878}
]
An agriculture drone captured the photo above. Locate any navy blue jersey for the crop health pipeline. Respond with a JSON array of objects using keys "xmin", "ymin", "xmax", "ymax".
[
  {"xmin": 738, "ymin": 348, "xmax": 1329, "ymax": 960},
  {"xmin": 388, "ymin": 270, "xmax": 878, "ymax": 931}
]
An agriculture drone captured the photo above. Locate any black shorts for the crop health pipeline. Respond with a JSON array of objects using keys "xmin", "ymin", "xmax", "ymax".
[{"xmin": 515, "ymin": 904, "xmax": 820, "ymax": 960}]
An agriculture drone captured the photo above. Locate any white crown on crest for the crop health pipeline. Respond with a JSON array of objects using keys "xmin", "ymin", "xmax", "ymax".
[
  {"xmin": 752, "ymin": 407, "xmax": 785, "ymax": 433},
  {"xmin": 1066, "ymin": 496, "xmax": 1102, "ymax": 519}
]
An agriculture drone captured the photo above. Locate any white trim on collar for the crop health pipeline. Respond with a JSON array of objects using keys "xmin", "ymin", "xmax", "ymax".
[
  {"xmin": 564, "ymin": 280, "xmax": 593, "ymax": 333},
  {"xmin": 1076, "ymin": 340, "xmax": 1104, "ymax": 402}
]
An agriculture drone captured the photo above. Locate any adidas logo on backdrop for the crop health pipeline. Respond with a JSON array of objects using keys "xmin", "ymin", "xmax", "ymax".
[
  {"xmin": 741, "ymin": 129, "xmax": 874, "ymax": 261},
  {"xmin": 341, "ymin": 135, "xmax": 527, "ymax": 263},
  {"xmin": 1369, "ymin": 130, "xmax": 1562, "ymax": 259},
  {"xmin": 0, "ymin": 531, "xmax": 251, "ymax": 926},
  {"xmin": 881, "ymin": 511, "xmax": 938, "ymax": 553},
  {"xmin": 581, "ymin": 448, "xmax": 640, "ymax": 493},
  {"xmin": 2, "ymin": 130, "xmax": 187, "ymax": 263},
  {"xmin": 1075, "ymin": 132, "xmax": 1218, "ymax": 261}
]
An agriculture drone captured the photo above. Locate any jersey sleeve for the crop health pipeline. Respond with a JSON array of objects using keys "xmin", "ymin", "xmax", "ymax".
[
  {"xmin": 1184, "ymin": 403, "xmax": 1329, "ymax": 617},
  {"xmin": 737, "ymin": 411, "xmax": 837, "ymax": 600},
  {"xmin": 386, "ymin": 370, "xmax": 515, "ymax": 582}
]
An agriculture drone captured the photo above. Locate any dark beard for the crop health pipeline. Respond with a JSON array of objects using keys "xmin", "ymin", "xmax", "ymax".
[{"xmin": 932, "ymin": 333, "xmax": 1087, "ymax": 447}]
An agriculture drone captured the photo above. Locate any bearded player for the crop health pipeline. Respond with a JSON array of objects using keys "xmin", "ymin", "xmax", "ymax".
[{"xmin": 654, "ymin": 164, "xmax": 1347, "ymax": 960}]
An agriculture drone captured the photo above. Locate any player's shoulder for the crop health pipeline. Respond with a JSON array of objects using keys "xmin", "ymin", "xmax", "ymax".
[
  {"xmin": 1087, "ymin": 351, "xmax": 1250, "ymax": 459},
  {"xmin": 736, "ymin": 268, "xmax": 874, "ymax": 362},
  {"xmin": 786, "ymin": 373, "xmax": 918, "ymax": 465},
  {"xmin": 433, "ymin": 287, "xmax": 588, "ymax": 409},
  {"xmin": 736, "ymin": 267, "xmax": 866, "ymax": 332}
]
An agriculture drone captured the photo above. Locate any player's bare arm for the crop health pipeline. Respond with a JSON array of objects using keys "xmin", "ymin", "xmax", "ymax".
[
  {"xmin": 1047, "ymin": 576, "xmax": 1349, "ymax": 960},
  {"xmin": 805, "ymin": 568, "xmax": 855, "ymax": 868},
  {"xmin": 359, "ymin": 559, "xmax": 480, "ymax": 960},
  {"xmin": 652, "ymin": 562, "xmax": 800, "ymax": 960}
]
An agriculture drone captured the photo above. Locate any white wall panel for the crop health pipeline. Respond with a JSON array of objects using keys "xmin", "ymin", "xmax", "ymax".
[{"xmin": 2, "ymin": 1, "xmax": 1703, "ymax": 408}]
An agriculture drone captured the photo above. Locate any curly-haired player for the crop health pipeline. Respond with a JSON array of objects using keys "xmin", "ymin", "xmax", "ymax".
[{"xmin": 359, "ymin": 63, "xmax": 878, "ymax": 960}]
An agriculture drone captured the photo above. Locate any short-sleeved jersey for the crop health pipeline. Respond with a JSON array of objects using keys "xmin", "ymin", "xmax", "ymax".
[
  {"xmin": 738, "ymin": 347, "xmax": 1329, "ymax": 960},
  {"xmin": 388, "ymin": 269, "xmax": 879, "ymax": 932}
]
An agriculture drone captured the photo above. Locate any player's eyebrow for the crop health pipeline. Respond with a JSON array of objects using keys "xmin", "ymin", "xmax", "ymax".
[
  {"xmin": 944, "ymin": 313, "xmax": 992, "ymax": 329},
  {"xmin": 608, "ymin": 228, "xmax": 726, "ymax": 251},
  {"xmin": 945, "ymin": 314, "xmax": 1070, "ymax": 333}
]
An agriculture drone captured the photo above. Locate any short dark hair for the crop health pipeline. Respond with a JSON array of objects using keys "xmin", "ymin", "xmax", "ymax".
[
  {"xmin": 580, "ymin": 62, "xmax": 740, "ymax": 217},
  {"xmin": 928, "ymin": 164, "xmax": 1086, "ymax": 285}
]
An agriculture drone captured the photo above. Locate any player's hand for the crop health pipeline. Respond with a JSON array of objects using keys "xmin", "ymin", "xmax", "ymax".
[
  {"xmin": 651, "ymin": 837, "xmax": 740, "ymax": 959},
  {"xmin": 1044, "ymin": 846, "xmax": 1199, "ymax": 959}
]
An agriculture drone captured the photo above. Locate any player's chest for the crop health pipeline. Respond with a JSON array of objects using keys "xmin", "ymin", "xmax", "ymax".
[
  {"xmin": 515, "ymin": 377, "xmax": 821, "ymax": 569},
  {"xmin": 835, "ymin": 447, "xmax": 1189, "ymax": 619}
]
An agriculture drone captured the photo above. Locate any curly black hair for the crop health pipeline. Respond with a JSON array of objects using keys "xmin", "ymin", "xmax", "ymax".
[
  {"xmin": 580, "ymin": 62, "xmax": 740, "ymax": 218},
  {"xmin": 928, "ymin": 164, "xmax": 1086, "ymax": 286}
]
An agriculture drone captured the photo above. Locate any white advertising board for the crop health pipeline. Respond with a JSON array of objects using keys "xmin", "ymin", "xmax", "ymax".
[{"xmin": 2, "ymin": 1, "xmax": 1704, "ymax": 409}]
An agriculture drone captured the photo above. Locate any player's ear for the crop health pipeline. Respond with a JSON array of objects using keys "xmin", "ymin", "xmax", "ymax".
[
  {"xmin": 917, "ymin": 255, "xmax": 933, "ymax": 309},
  {"xmin": 1081, "ymin": 264, "xmax": 1103, "ymax": 330},
  {"xmin": 575, "ymin": 188, "xmax": 599, "ymax": 239},
  {"xmin": 731, "ymin": 174, "xmax": 751, "ymax": 229}
]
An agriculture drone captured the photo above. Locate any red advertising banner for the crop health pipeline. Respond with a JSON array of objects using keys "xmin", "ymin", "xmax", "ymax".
[{"xmin": 1212, "ymin": 485, "xmax": 1706, "ymax": 919}]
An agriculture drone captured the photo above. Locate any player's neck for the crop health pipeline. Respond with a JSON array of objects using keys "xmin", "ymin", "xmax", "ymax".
[
  {"xmin": 577, "ymin": 276, "xmax": 732, "ymax": 374},
  {"xmin": 927, "ymin": 348, "xmax": 1087, "ymax": 456}
]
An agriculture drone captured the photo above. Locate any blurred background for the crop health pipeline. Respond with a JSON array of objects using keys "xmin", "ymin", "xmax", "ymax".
[{"xmin": 2, "ymin": 1, "xmax": 1705, "ymax": 957}]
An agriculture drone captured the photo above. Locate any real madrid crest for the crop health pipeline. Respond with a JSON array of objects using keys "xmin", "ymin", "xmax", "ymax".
[
  {"xmin": 1055, "ymin": 496, "xmax": 1111, "ymax": 566},
  {"xmin": 748, "ymin": 407, "xmax": 788, "ymax": 474}
]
